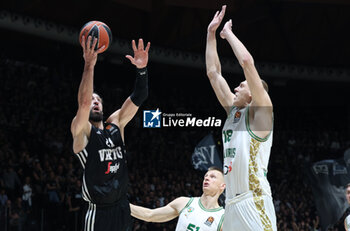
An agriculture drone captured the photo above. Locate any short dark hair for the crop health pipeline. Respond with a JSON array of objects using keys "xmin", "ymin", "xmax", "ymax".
[
  {"xmin": 208, "ymin": 166, "xmax": 224, "ymax": 175},
  {"xmin": 93, "ymin": 92, "xmax": 103, "ymax": 104}
]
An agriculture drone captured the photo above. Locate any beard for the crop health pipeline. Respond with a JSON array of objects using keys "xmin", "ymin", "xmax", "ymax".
[{"xmin": 89, "ymin": 110, "xmax": 103, "ymax": 122}]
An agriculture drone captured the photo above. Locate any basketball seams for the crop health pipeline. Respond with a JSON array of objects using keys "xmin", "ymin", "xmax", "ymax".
[
  {"xmin": 79, "ymin": 21, "xmax": 111, "ymax": 52},
  {"xmin": 99, "ymin": 27, "xmax": 108, "ymax": 50},
  {"xmin": 88, "ymin": 25, "xmax": 100, "ymax": 51},
  {"xmin": 102, "ymin": 24, "xmax": 112, "ymax": 48},
  {"xmin": 79, "ymin": 21, "xmax": 94, "ymax": 45}
]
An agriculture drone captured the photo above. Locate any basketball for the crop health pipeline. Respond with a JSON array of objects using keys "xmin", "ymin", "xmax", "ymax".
[{"xmin": 79, "ymin": 21, "xmax": 112, "ymax": 53}]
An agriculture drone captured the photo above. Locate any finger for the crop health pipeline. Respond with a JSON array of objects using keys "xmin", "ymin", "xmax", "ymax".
[
  {"xmin": 213, "ymin": 11, "xmax": 219, "ymax": 19},
  {"xmin": 138, "ymin": 38, "xmax": 144, "ymax": 50},
  {"xmin": 219, "ymin": 5, "xmax": 226, "ymax": 18},
  {"xmin": 91, "ymin": 37, "xmax": 98, "ymax": 51},
  {"xmin": 131, "ymin": 40, "xmax": 137, "ymax": 52},
  {"xmin": 125, "ymin": 55, "xmax": 134, "ymax": 64},
  {"xmin": 227, "ymin": 19, "xmax": 232, "ymax": 29},
  {"xmin": 81, "ymin": 35, "xmax": 86, "ymax": 50},
  {"xmin": 86, "ymin": 36, "xmax": 92, "ymax": 50},
  {"xmin": 145, "ymin": 42, "xmax": 151, "ymax": 53},
  {"xmin": 222, "ymin": 5, "xmax": 227, "ymax": 12},
  {"xmin": 96, "ymin": 45, "xmax": 105, "ymax": 54}
]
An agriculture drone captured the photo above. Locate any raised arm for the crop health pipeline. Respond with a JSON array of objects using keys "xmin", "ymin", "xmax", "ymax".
[
  {"xmin": 206, "ymin": 5, "xmax": 235, "ymax": 114},
  {"xmin": 71, "ymin": 36, "xmax": 105, "ymax": 153},
  {"xmin": 220, "ymin": 20, "xmax": 273, "ymax": 137},
  {"xmin": 107, "ymin": 39, "xmax": 150, "ymax": 132},
  {"xmin": 220, "ymin": 20, "xmax": 271, "ymax": 108},
  {"xmin": 130, "ymin": 197, "xmax": 189, "ymax": 223}
]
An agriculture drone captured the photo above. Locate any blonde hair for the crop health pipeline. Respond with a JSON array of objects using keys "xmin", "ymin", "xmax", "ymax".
[{"xmin": 208, "ymin": 166, "xmax": 224, "ymax": 175}]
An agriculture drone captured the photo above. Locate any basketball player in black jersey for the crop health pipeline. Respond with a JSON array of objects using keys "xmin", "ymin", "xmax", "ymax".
[{"xmin": 71, "ymin": 35, "xmax": 150, "ymax": 231}]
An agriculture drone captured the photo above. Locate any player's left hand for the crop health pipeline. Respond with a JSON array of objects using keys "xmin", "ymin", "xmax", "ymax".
[
  {"xmin": 126, "ymin": 39, "xmax": 151, "ymax": 69},
  {"xmin": 220, "ymin": 19, "xmax": 233, "ymax": 40}
]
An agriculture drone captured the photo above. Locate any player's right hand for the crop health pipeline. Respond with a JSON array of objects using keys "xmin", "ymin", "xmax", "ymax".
[
  {"xmin": 207, "ymin": 5, "xmax": 226, "ymax": 33},
  {"xmin": 81, "ymin": 35, "xmax": 105, "ymax": 67}
]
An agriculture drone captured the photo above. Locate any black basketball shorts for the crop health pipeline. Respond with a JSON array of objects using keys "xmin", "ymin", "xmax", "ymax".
[{"xmin": 84, "ymin": 198, "xmax": 132, "ymax": 231}]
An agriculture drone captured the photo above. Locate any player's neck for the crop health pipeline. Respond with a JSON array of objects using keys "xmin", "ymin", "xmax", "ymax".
[
  {"xmin": 200, "ymin": 194, "xmax": 220, "ymax": 210},
  {"xmin": 233, "ymin": 100, "xmax": 249, "ymax": 109},
  {"xmin": 91, "ymin": 121, "xmax": 104, "ymax": 130}
]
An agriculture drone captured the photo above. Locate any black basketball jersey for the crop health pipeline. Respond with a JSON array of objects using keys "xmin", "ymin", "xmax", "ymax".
[{"xmin": 75, "ymin": 123, "xmax": 128, "ymax": 206}]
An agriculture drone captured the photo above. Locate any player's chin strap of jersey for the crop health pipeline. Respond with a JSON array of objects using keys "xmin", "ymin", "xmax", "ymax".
[{"xmin": 130, "ymin": 67, "xmax": 148, "ymax": 106}]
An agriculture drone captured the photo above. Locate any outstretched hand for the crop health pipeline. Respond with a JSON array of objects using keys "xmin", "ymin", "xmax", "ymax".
[
  {"xmin": 81, "ymin": 35, "xmax": 105, "ymax": 67},
  {"xmin": 125, "ymin": 39, "xmax": 151, "ymax": 69},
  {"xmin": 220, "ymin": 19, "xmax": 232, "ymax": 40},
  {"xmin": 208, "ymin": 5, "xmax": 226, "ymax": 33}
]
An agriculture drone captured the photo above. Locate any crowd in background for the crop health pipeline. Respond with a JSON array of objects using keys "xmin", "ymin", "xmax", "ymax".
[{"xmin": 0, "ymin": 54, "xmax": 349, "ymax": 231}]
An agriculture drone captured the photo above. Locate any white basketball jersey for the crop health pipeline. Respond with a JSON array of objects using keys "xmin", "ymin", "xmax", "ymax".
[
  {"xmin": 222, "ymin": 106, "xmax": 273, "ymax": 201},
  {"xmin": 345, "ymin": 215, "xmax": 350, "ymax": 230},
  {"xmin": 175, "ymin": 197, "xmax": 224, "ymax": 231}
]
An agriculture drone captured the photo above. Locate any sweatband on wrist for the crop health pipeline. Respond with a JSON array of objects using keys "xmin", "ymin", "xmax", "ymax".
[{"xmin": 130, "ymin": 67, "xmax": 148, "ymax": 106}]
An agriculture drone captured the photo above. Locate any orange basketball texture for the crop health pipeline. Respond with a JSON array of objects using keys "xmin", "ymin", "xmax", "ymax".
[{"xmin": 79, "ymin": 21, "xmax": 112, "ymax": 53}]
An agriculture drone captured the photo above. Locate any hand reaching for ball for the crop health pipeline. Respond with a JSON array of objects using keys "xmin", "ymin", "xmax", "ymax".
[{"xmin": 81, "ymin": 35, "xmax": 105, "ymax": 68}]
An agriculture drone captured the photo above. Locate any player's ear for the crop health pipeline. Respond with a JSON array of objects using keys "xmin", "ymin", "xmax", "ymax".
[{"xmin": 220, "ymin": 183, "xmax": 226, "ymax": 191}]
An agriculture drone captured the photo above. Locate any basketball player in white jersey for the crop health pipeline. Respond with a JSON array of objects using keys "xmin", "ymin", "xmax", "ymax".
[
  {"xmin": 205, "ymin": 5, "xmax": 277, "ymax": 231},
  {"xmin": 344, "ymin": 183, "xmax": 350, "ymax": 230},
  {"xmin": 130, "ymin": 167, "xmax": 226, "ymax": 231}
]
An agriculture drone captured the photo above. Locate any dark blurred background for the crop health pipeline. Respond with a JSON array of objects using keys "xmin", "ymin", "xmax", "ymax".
[{"xmin": 0, "ymin": 0, "xmax": 350, "ymax": 230}]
